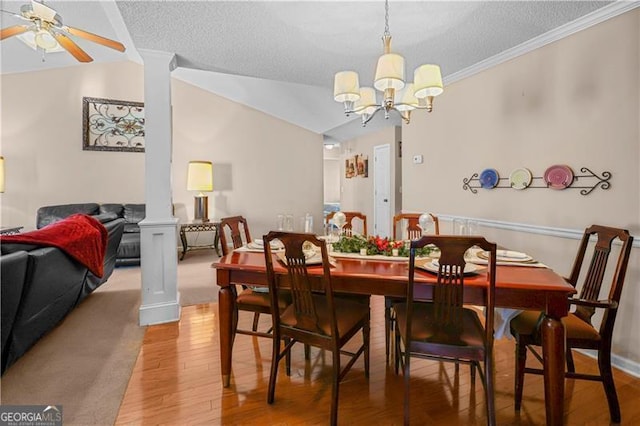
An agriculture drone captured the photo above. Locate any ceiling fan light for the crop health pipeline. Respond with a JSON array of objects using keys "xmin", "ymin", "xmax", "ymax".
[
  {"xmin": 16, "ymin": 31, "xmax": 64, "ymax": 53},
  {"xmin": 354, "ymin": 87, "xmax": 378, "ymax": 115},
  {"xmin": 34, "ymin": 29, "xmax": 57, "ymax": 49},
  {"xmin": 414, "ymin": 64, "xmax": 444, "ymax": 99},
  {"xmin": 333, "ymin": 71, "xmax": 361, "ymax": 103},
  {"xmin": 395, "ymin": 83, "xmax": 419, "ymax": 111},
  {"xmin": 374, "ymin": 53, "xmax": 405, "ymax": 91}
]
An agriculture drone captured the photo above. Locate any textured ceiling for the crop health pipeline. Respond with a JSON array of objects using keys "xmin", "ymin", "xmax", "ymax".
[{"xmin": 1, "ymin": 1, "xmax": 630, "ymax": 139}]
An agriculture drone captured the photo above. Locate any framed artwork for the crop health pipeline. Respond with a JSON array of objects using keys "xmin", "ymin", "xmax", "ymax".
[
  {"xmin": 345, "ymin": 157, "xmax": 356, "ymax": 178},
  {"xmin": 82, "ymin": 97, "xmax": 145, "ymax": 152},
  {"xmin": 356, "ymin": 155, "xmax": 368, "ymax": 177}
]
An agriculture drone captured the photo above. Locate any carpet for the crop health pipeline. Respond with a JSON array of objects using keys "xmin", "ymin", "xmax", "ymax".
[{"xmin": 0, "ymin": 248, "xmax": 219, "ymax": 425}]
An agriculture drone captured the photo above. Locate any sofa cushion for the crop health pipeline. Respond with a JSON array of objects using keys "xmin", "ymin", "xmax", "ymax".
[
  {"xmin": 118, "ymin": 233, "xmax": 141, "ymax": 259},
  {"xmin": 93, "ymin": 213, "xmax": 119, "ymax": 224},
  {"xmin": 36, "ymin": 203, "xmax": 100, "ymax": 229},
  {"xmin": 100, "ymin": 204, "xmax": 125, "ymax": 218},
  {"xmin": 123, "ymin": 204, "xmax": 145, "ymax": 225}
]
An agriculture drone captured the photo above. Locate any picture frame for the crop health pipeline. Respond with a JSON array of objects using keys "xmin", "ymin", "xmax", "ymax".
[
  {"xmin": 82, "ymin": 97, "xmax": 145, "ymax": 152},
  {"xmin": 356, "ymin": 155, "xmax": 368, "ymax": 177},
  {"xmin": 345, "ymin": 157, "xmax": 356, "ymax": 178}
]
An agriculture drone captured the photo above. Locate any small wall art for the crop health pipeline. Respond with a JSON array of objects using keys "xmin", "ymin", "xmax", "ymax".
[
  {"xmin": 345, "ymin": 154, "xmax": 368, "ymax": 179},
  {"xmin": 82, "ymin": 97, "xmax": 145, "ymax": 152},
  {"xmin": 356, "ymin": 154, "xmax": 368, "ymax": 177}
]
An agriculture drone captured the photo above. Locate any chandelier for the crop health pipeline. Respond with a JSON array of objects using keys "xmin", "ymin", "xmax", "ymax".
[{"xmin": 333, "ymin": 0, "xmax": 444, "ymax": 126}]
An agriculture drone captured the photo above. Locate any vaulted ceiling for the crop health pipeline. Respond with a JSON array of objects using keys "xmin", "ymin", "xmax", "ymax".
[{"xmin": 2, "ymin": 1, "xmax": 634, "ymax": 141}]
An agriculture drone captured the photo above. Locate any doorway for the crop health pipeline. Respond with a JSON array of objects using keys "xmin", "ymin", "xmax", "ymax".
[{"xmin": 373, "ymin": 144, "xmax": 391, "ymax": 237}]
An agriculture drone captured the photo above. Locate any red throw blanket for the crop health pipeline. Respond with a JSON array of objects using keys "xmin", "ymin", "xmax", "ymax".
[{"xmin": 1, "ymin": 214, "xmax": 108, "ymax": 277}]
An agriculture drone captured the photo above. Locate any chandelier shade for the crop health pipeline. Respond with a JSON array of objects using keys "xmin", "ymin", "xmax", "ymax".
[
  {"xmin": 414, "ymin": 64, "xmax": 444, "ymax": 98},
  {"xmin": 395, "ymin": 83, "xmax": 419, "ymax": 112},
  {"xmin": 355, "ymin": 87, "xmax": 378, "ymax": 115},
  {"xmin": 374, "ymin": 52, "xmax": 405, "ymax": 91},
  {"xmin": 333, "ymin": 0, "xmax": 444, "ymax": 126},
  {"xmin": 333, "ymin": 71, "xmax": 361, "ymax": 103}
]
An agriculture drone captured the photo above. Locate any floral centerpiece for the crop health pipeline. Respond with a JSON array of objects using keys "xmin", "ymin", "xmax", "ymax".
[{"xmin": 332, "ymin": 234, "xmax": 435, "ymax": 257}]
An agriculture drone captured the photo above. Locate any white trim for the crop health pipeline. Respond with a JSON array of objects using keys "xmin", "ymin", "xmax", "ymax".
[
  {"xmin": 139, "ymin": 298, "xmax": 181, "ymax": 326},
  {"xmin": 445, "ymin": 2, "xmax": 640, "ymax": 86},
  {"xmin": 576, "ymin": 349, "xmax": 640, "ymax": 379},
  {"xmin": 437, "ymin": 215, "xmax": 640, "ymax": 248}
]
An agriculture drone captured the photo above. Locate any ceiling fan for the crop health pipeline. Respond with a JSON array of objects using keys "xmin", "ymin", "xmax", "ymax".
[{"xmin": 0, "ymin": 0, "xmax": 125, "ymax": 62}]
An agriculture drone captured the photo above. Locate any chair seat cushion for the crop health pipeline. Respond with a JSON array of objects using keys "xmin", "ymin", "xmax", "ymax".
[
  {"xmin": 510, "ymin": 310, "xmax": 601, "ymax": 343},
  {"xmin": 280, "ymin": 295, "xmax": 369, "ymax": 337},
  {"xmin": 394, "ymin": 302, "xmax": 485, "ymax": 349},
  {"xmin": 237, "ymin": 288, "xmax": 288, "ymax": 310}
]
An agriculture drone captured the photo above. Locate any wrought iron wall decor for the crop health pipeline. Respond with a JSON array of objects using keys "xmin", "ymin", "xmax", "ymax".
[
  {"xmin": 463, "ymin": 167, "xmax": 611, "ymax": 195},
  {"xmin": 82, "ymin": 97, "xmax": 145, "ymax": 152}
]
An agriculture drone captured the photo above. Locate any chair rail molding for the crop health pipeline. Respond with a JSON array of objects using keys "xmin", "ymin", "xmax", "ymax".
[{"xmin": 437, "ymin": 215, "xmax": 640, "ymax": 249}]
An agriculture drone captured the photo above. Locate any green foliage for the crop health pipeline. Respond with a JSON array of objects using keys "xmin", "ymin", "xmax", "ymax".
[{"xmin": 332, "ymin": 235, "xmax": 436, "ymax": 257}]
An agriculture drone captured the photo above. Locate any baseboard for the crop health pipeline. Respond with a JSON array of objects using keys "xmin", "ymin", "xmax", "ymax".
[
  {"xmin": 139, "ymin": 295, "xmax": 181, "ymax": 326},
  {"xmin": 575, "ymin": 349, "xmax": 640, "ymax": 379}
]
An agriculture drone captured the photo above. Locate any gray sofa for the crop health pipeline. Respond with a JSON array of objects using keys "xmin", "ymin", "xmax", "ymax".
[
  {"xmin": 1, "ymin": 214, "xmax": 125, "ymax": 373},
  {"xmin": 36, "ymin": 203, "xmax": 145, "ymax": 266}
]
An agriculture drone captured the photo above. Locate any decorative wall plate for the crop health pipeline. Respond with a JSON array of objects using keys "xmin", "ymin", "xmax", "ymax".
[
  {"xmin": 544, "ymin": 165, "xmax": 574, "ymax": 190},
  {"xmin": 509, "ymin": 168, "xmax": 533, "ymax": 190},
  {"xmin": 479, "ymin": 168, "xmax": 500, "ymax": 189}
]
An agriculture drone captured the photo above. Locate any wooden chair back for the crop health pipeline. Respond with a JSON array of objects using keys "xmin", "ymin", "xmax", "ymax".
[
  {"xmin": 219, "ymin": 216, "xmax": 251, "ymax": 256},
  {"xmin": 263, "ymin": 231, "xmax": 337, "ymax": 337},
  {"xmin": 408, "ymin": 236, "xmax": 496, "ymax": 340},
  {"xmin": 566, "ymin": 225, "xmax": 633, "ymax": 333},
  {"xmin": 326, "ymin": 211, "xmax": 367, "ymax": 237},
  {"xmin": 393, "ymin": 213, "xmax": 440, "ymax": 240}
]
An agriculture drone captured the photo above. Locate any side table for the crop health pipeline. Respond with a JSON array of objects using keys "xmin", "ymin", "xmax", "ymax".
[
  {"xmin": 179, "ymin": 221, "xmax": 220, "ymax": 260},
  {"xmin": 0, "ymin": 226, "xmax": 23, "ymax": 236}
]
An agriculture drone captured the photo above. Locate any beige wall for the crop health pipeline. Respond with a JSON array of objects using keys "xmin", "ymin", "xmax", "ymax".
[
  {"xmin": 0, "ymin": 61, "xmax": 323, "ymax": 241},
  {"xmin": 403, "ymin": 10, "xmax": 640, "ymax": 369}
]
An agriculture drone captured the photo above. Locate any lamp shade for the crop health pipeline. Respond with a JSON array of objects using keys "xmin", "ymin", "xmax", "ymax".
[
  {"xmin": 374, "ymin": 53, "xmax": 405, "ymax": 91},
  {"xmin": 333, "ymin": 71, "xmax": 361, "ymax": 103},
  {"xmin": 354, "ymin": 87, "xmax": 378, "ymax": 115},
  {"xmin": 413, "ymin": 64, "xmax": 444, "ymax": 99},
  {"xmin": 395, "ymin": 83, "xmax": 419, "ymax": 111},
  {"xmin": 0, "ymin": 156, "xmax": 4, "ymax": 193},
  {"xmin": 187, "ymin": 161, "xmax": 213, "ymax": 192}
]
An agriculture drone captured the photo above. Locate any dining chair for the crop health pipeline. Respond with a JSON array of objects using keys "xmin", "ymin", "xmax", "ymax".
[
  {"xmin": 326, "ymin": 211, "xmax": 368, "ymax": 236},
  {"xmin": 263, "ymin": 231, "xmax": 370, "ymax": 426},
  {"xmin": 510, "ymin": 225, "xmax": 633, "ymax": 423},
  {"xmin": 386, "ymin": 212, "xmax": 440, "ymax": 364},
  {"xmin": 394, "ymin": 235, "xmax": 497, "ymax": 425},
  {"xmin": 392, "ymin": 212, "xmax": 440, "ymax": 241},
  {"xmin": 218, "ymin": 215, "xmax": 288, "ymax": 339}
]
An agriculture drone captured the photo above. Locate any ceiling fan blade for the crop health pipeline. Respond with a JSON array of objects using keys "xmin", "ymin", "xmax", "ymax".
[
  {"xmin": 1, "ymin": 25, "xmax": 30, "ymax": 40},
  {"xmin": 52, "ymin": 31, "xmax": 92, "ymax": 62},
  {"xmin": 64, "ymin": 26, "xmax": 125, "ymax": 52}
]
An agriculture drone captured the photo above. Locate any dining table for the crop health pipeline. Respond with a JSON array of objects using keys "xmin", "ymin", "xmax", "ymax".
[{"xmin": 213, "ymin": 248, "xmax": 576, "ymax": 426}]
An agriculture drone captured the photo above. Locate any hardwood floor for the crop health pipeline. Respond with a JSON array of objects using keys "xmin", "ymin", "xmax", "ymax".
[{"xmin": 116, "ymin": 296, "xmax": 640, "ymax": 425}]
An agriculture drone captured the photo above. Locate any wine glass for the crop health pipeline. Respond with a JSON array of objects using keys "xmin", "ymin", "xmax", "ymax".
[
  {"xmin": 333, "ymin": 211, "xmax": 346, "ymax": 235},
  {"xmin": 418, "ymin": 213, "xmax": 434, "ymax": 235}
]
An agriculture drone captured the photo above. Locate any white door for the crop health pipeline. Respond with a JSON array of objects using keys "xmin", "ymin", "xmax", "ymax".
[{"xmin": 374, "ymin": 144, "xmax": 391, "ymax": 237}]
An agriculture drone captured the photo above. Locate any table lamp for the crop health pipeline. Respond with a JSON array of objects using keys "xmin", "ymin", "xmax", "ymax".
[{"xmin": 187, "ymin": 160, "xmax": 213, "ymax": 222}]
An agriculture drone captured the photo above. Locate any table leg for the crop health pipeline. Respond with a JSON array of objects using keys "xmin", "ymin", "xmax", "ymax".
[
  {"xmin": 180, "ymin": 228, "xmax": 188, "ymax": 261},
  {"xmin": 218, "ymin": 269, "xmax": 234, "ymax": 387},
  {"xmin": 541, "ymin": 313, "xmax": 566, "ymax": 426}
]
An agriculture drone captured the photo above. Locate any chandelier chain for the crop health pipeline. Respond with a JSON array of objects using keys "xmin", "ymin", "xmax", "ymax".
[{"xmin": 383, "ymin": 0, "xmax": 390, "ymax": 37}]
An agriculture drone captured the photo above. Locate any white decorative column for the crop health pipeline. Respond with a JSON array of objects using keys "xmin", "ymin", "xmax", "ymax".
[{"xmin": 138, "ymin": 49, "xmax": 180, "ymax": 326}]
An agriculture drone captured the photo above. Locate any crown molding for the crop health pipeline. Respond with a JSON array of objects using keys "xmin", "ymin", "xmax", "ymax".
[{"xmin": 445, "ymin": 1, "xmax": 640, "ymax": 85}]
